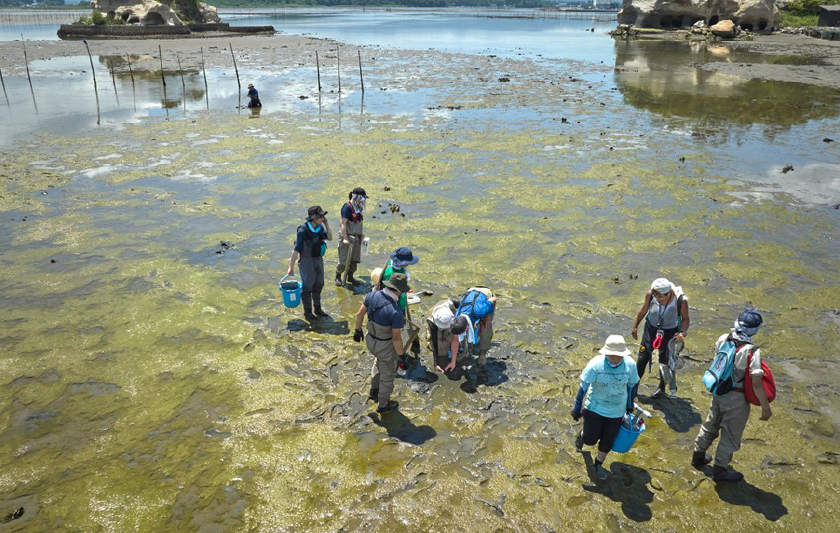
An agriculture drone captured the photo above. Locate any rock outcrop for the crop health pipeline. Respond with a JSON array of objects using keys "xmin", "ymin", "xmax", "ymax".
[
  {"xmin": 710, "ymin": 19, "xmax": 738, "ymax": 38},
  {"xmin": 92, "ymin": 0, "xmax": 220, "ymax": 25},
  {"xmin": 617, "ymin": 0, "xmax": 778, "ymax": 32}
]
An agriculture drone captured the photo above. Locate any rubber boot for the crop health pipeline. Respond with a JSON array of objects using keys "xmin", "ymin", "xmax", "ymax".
[
  {"xmin": 334, "ymin": 273, "xmax": 343, "ymax": 286},
  {"xmin": 713, "ymin": 466, "xmax": 744, "ymax": 483},
  {"xmin": 574, "ymin": 430, "xmax": 584, "ymax": 451},
  {"xmin": 368, "ymin": 388, "xmax": 378, "ymax": 402},
  {"xmin": 313, "ymin": 290, "xmax": 328, "ymax": 317},
  {"xmin": 346, "ymin": 262, "xmax": 361, "ymax": 286},
  {"xmin": 691, "ymin": 450, "xmax": 712, "ymax": 469},
  {"xmin": 302, "ymin": 291, "xmax": 317, "ymax": 321}
]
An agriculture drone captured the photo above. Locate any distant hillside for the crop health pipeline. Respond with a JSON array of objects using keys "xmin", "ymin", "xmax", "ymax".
[
  {"xmin": 0, "ymin": 0, "xmax": 65, "ymax": 6},
  {"xmin": 211, "ymin": 0, "xmax": 553, "ymax": 7}
]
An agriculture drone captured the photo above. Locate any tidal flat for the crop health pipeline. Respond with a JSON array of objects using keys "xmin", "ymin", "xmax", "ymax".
[{"xmin": 1, "ymin": 32, "xmax": 840, "ymax": 532}]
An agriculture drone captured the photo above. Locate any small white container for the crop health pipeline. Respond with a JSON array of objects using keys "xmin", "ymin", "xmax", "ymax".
[{"xmin": 361, "ymin": 237, "xmax": 370, "ymax": 255}]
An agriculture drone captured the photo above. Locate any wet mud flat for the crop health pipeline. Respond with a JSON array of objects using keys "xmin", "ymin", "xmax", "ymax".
[{"xmin": 1, "ymin": 33, "xmax": 840, "ymax": 532}]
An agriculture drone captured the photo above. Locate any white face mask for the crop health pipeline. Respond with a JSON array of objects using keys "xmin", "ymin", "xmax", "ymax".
[{"xmin": 351, "ymin": 194, "xmax": 366, "ymax": 214}]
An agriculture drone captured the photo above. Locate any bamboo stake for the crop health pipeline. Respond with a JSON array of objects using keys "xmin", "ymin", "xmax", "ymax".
[
  {"xmin": 0, "ymin": 66, "xmax": 9, "ymax": 106},
  {"xmin": 315, "ymin": 51, "xmax": 321, "ymax": 92},
  {"xmin": 229, "ymin": 42, "xmax": 240, "ymax": 89},
  {"xmin": 176, "ymin": 52, "xmax": 186, "ymax": 111},
  {"xmin": 82, "ymin": 39, "xmax": 99, "ymax": 124},
  {"xmin": 126, "ymin": 54, "xmax": 136, "ymax": 110},
  {"xmin": 158, "ymin": 44, "xmax": 166, "ymax": 87},
  {"xmin": 108, "ymin": 58, "xmax": 119, "ymax": 106},
  {"xmin": 21, "ymin": 34, "xmax": 37, "ymax": 110},
  {"xmin": 200, "ymin": 46, "xmax": 209, "ymax": 110},
  {"xmin": 337, "ymin": 45, "xmax": 341, "ymax": 94},
  {"xmin": 358, "ymin": 50, "xmax": 364, "ymax": 94}
]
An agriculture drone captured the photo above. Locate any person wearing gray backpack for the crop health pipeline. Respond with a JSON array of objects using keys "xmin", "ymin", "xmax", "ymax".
[{"xmin": 691, "ymin": 308, "xmax": 773, "ymax": 482}]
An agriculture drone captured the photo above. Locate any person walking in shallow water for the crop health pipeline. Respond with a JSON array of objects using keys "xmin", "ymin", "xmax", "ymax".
[
  {"xmin": 287, "ymin": 206, "xmax": 332, "ymax": 321},
  {"xmin": 692, "ymin": 308, "xmax": 772, "ymax": 482},
  {"xmin": 631, "ymin": 277, "xmax": 690, "ymax": 398},
  {"xmin": 571, "ymin": 335, "xmax": 640, "ymax": 480},
  {"xmin": 353, "ymin": 272, "xmax": 411, "ymax": 413}
]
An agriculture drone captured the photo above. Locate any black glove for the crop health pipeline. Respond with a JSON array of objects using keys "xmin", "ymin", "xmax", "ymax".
[
  {"xmin": 570, "ymin": 408, "xmax": 582, "ymax": 421},
  {"xmin": 411, "ymin": 337, "xmax": 421, "ymax": 355},
  {"xmin": 353, "ymin": 329, "xmax": 363, "ymax": 343}
]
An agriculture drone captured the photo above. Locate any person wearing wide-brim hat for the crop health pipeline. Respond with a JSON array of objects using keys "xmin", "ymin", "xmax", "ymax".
[
  {"xmin": 335, "ymin": 187, "xmax": 368, "ymax": 287},
  {"xmin": 288, "ymin": 206, "xmax": 332, "ymax": 321},
  {"xmin": 570, "ymin": 334, "xmax": 640, "ymax": 480},
  {"xmin": 426, "ymin": 299, "xmax": 469, "ymax": 373},
  {"xmin": 353, "ymin": 272, "xmax": 411, "ymax": 413},
  {"xmin": 247, "ymin": 83, "xmax": 261, "ymax": 108},
  {"xmin": 377, "ymin": 247, "xmax": 421, "ymax": 368},
  {"xmin": 630, "ymin": 277, "xmax": 690, "ymax": 399}
]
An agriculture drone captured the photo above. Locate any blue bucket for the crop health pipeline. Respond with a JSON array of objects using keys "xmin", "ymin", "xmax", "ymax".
[
  {"xmin": 279, "ymin": 275, "xmax": 302, "ymax": 309},
  {"xmin": 612, "ymin": 413, "xmax": 646, "ymax": 453}
]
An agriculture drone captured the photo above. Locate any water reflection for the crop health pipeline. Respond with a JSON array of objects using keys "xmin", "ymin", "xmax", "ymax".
[{"xmin": 613, "ymin": 40, "xmax": 840, "ymax": 130}]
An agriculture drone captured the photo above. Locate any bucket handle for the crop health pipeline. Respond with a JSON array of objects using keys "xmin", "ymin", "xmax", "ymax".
[{"xmin": 280, "ymin": 274, "xmax": 300, "ymax": 284}]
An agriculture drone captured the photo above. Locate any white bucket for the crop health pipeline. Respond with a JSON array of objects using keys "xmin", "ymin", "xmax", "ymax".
[{"xmin": 361, "ymin": 237, "xmax": 370, "ymax": 255}]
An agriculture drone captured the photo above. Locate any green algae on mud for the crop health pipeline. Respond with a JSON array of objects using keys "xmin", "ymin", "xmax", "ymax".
[{"xmin": 1, "ymin": 59, "xmax": 840, "ymax": 533}]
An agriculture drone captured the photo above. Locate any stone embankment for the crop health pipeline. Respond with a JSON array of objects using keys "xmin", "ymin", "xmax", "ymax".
[{"xmin": 56, "ymin": 22, "xmax": 274, "ymax": 40}]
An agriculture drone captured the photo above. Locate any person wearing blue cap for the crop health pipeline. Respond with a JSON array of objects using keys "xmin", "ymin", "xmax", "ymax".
[
  {"xmin": 378, "ymin": 247, "xmax": 421, "ymax": 369},
  {"xmin": 692, "ymin": 308, "xmax": 772, "ymax": 482}
]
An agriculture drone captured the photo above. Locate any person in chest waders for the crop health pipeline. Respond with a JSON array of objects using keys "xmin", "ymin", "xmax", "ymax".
[
  {"xmin": 426, "ymin": 299, "xmax": 469, "ymax": 373},
  {"xmin": 247, "ymin": 83, "xmax": 261, "ymax": 108},
  {"xmin": 378, "ymin": 247, "xmax": 421, "ymax": 370},
  {"xmin": 630, "ymin": 277, "xmax": 690, "ymax": 399},
  {"xmin": 335, "ymin": 187, "xmax": 366, "ymax": 287},
  {"xmin": 287, "ymin": 206, "xmax": 332, "ymax": 321},
  {"xmin": 353, "ymin": 272, "xmax": 411, "ymax": 413}
]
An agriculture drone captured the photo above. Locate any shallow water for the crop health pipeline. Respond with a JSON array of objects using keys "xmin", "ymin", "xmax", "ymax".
[{"xmin": 2, "ymin": 13, "xmax": 840, "ymax": 533}]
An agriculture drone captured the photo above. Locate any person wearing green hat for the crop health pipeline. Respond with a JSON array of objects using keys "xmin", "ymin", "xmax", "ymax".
[
  {"xmin": 353, "ymin": 272, "xmax": 411, "ymax": 413},
  {"xmin": 335, "ymin": 187, "xmax": 367, "ymax": 287},
  {"xmin": 378, "ymin": 247, "xmax": 421, "ymax": 369},
  {"xmin": 287, "ymin": 206, "xmax": 332, "ymax": 321}
]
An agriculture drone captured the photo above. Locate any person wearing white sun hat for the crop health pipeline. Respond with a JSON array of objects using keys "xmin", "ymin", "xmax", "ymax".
[{"xmin": 571, "ymin": 334, "xmax": 640, "ymax": 480}]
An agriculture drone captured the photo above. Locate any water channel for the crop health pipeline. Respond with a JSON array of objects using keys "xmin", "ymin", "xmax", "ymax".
[{"xmin": 1, "ymin": 9, "xmax": 839, "ymax": 533}]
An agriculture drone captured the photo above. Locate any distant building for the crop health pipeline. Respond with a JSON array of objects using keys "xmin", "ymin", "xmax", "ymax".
[{"xmin": 818, "ymin": 5, "xmax": 840, "ymax": 27}]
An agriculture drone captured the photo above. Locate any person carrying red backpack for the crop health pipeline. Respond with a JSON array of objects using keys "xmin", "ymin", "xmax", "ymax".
[{"xmin": 691, "ymin": 308, "xmax": 773, "ymax": 482}]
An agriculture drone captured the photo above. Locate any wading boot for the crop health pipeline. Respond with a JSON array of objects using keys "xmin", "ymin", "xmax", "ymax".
[
  {"xmin": 691, "ymin": 451, "xmax": 712, "ymax": 469},
  {"xmin": 377, "ymin": 400, "xmax": 399, "ymax": 413},
  {"xmin": 651, "ymin": 386, "xmax": 666, "ymax": 399},
  {"xmin": 334, "ymin": 274, "xmax": 343, "ymax": 287},
  {"xmin": 312, "ymin": 291, "xmax": 329, "ymax": 317},
  {"xmin": 713, "ymin": 466, "xmax": 744, "ymax": 483},
  {"xmin": 368, "ymin": 388, "xmax": 379, "ymax": 402},
  {"xmin": 595, "ymin": 460, "xmax": 609, "ymax": 480},
  {"xmin": 302, "ymin": 292, "xmax": 317, "ymax": 322}
]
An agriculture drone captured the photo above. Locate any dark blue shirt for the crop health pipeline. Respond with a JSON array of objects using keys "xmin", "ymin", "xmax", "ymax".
[
  {"xmin": 294, "ymin": 222, "xmax": 325, "ymax": 256},
  {"xmin": 364, "ymin": 290, "xmax": 405, "ymax": 329},
  {"xmin": 341, "ymin": 202, "xmax": 363, "ymax": 223},
  {"xmin": 248, "ymin": 88, "xmax": 259, "ymax": 98}
]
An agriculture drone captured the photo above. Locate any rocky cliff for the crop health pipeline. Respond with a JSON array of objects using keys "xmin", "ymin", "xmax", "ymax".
[
  {"xmin": 618, "ymin": 0, "xmax": 778, "ymax": 32},
  {"xmin": 92, "ymin": 0, "xmax": 220, "ymax": 26}
]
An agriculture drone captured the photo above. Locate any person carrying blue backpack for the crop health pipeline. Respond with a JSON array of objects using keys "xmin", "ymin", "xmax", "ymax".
[
  {"xmin": 455, "ymin": 287, "xmax": 497, "ymax": 374},
  {"xmin": 691, "ymin": 308, "xmax": 773, "ymax": 482}
]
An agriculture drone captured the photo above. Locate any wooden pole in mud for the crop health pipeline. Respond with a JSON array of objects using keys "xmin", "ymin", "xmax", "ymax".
[
  {"xmin": 176, "ymin": 52, "xmax": 186, "ymax": 111},
  {"xmin": 126, "ymin": 54, "xmax": 135, "ymax": 89},
  {"xmin": 358, "ymin": 50, "xmax": 364, "ymax": 94},
  {"xmin": 21, "ymin": 34, "xmax": 37, "ymax": 109},
  {"xmin": 315, "ymin": 51, "xmax": 321, "ymax": 92},
  {"xmin": 108, "ymin": 58, "xmax": 119, "ymax": 106},
  {"xmin": 200, "ymin": 46, "xmax": 209, "ymax": 110},
  {"xmin": 337, "ymin": 45, "xmax": 341, "ymax": 94},
  {"xmin": 158, "ymin": 44, "xmax": 166, "ymax": 87},
  {"xmin": 229, "ymin": 42, "xmax": 241, "ymax": 90},
  {"xmin": 82, "ymin": 39, "xmax": 99, "ymax": 121},
  {"xmin": 0, "ymin": 66, "xmax": 9, "ymax": 106}
]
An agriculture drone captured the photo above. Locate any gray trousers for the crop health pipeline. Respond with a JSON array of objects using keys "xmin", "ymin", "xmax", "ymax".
[
  {"xmin": 299, "ymin": 256, "xmax": 324, "ymax": 312},
  {"xmin": 336, "ymin": 235, "xmax": 361, "ymax": 276},
  {"xmin": 366, "ymin": 334, "xmax": 398, "ymax": 409},
  {"xmin": 694, "ymin": 391, "xmax": 751, "ymax": 468}
]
